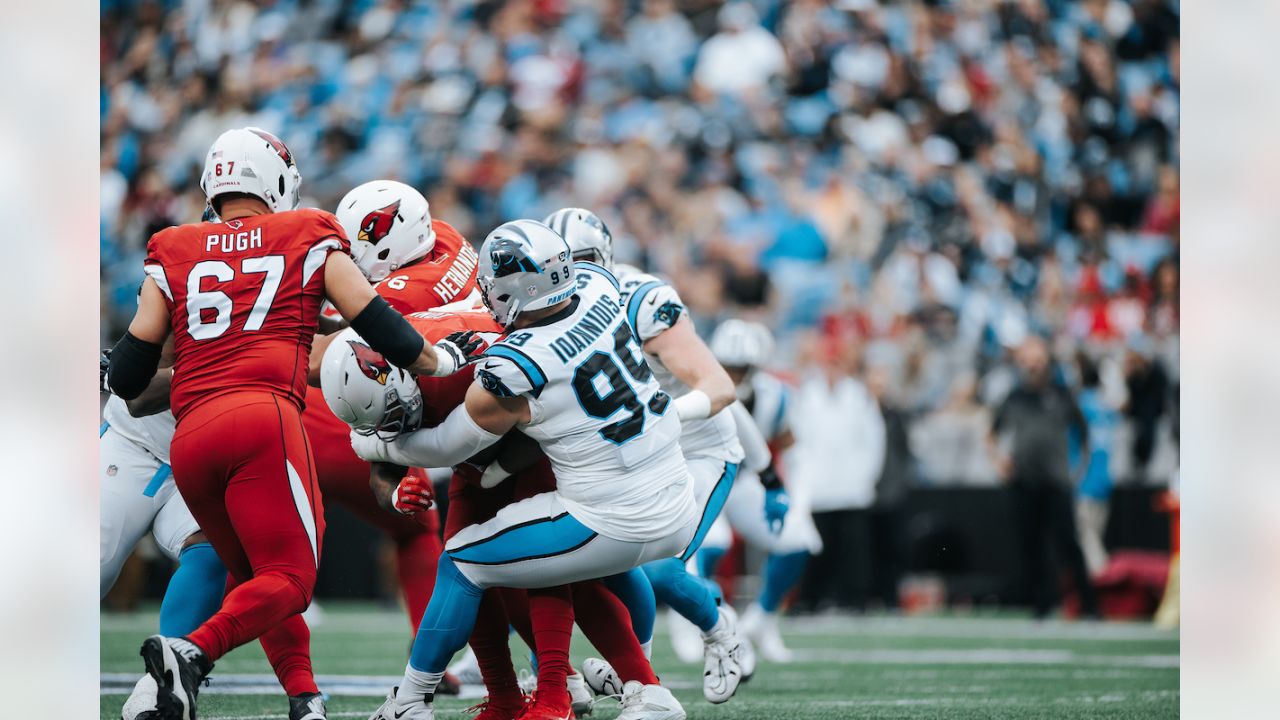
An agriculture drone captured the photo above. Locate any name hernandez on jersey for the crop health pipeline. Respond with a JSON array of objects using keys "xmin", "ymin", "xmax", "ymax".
[
  {"xmin": 614, "ymin": 264, "xmax": 743, "ymax": 463},
  {"xmin": 144, "ymin": 208, "xmax": 350, "ymax": 420},
  {"xmin": 473, "ymin": 262, "xmax": 694, "ymax": 542},
  {"xmin": 375, "ymin": 219, "xmax": 479, "ymax": 313}
]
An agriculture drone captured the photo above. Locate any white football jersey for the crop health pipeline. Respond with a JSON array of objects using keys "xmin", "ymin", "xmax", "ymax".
[
  {"xmin": 615, "ymin": 264, "xmax": 743, "ymax": 464},
  {"xmin": 474, "ymin": 262, "xmax": 695, "ymax": 542},
  {"xmin": 102, "ymin": 395, "xmax": 176, "ymax": 465},
  {"xmin": 745, "ymin": 370, "xmax": 792, "ymax": 443}
]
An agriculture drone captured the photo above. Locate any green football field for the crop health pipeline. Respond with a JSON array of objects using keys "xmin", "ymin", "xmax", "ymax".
[{"xmin": 101, "ymin": 604, "xmax": 1178, "ymax": 719}]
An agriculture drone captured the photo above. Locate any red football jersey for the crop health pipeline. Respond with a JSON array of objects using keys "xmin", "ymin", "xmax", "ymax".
[
  {"xmin": 375, "ymin": 219, "xmax": 479, "ymax": 313},
  {"xmin": 145, "ymin": 209, "xmax": 350, "ymax": 421},
  {"xmin": 406, "ymin": 310, "xmax": 503, "ymax": 427}
]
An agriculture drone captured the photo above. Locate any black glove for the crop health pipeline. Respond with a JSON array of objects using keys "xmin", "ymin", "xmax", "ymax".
[{"xmin": 100, "ymin": 348, "xmax": 112, "ymax": 394}]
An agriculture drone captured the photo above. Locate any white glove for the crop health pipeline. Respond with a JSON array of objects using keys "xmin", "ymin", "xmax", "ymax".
[{"xmin": 350, "ymin": 430, "xmax": 394, "ymax": 464}]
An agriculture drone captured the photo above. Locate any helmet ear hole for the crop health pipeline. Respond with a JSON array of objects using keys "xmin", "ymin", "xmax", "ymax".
[
  {"xmin": 378, "ymin": 248, "xmax": 391, "ymax": 260},
  {"xmin": 278, "ymin": 176, "xmax": 286, "ymax": 196}
]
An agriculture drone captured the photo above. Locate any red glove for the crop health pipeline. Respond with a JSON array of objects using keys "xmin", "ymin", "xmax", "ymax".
[{"xmin": 392, "ymin": 472, "xmax": 435, "ymax": 515}]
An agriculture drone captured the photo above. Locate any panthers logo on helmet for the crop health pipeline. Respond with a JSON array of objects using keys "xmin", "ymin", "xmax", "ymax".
[
  {"xmin": 248, "ymin": 128, "xmax": 295, "ymax": 168},
  {"xmin": 489, "ymin": 238, "xmax": 543, "ymax": 278},
  {"xmin": 348, "ymin": 340, "xmax": 392, "ymax": 385},
  {"xmin": 358, "ymin": 200, "xmax": 401, "ymax": 245}
]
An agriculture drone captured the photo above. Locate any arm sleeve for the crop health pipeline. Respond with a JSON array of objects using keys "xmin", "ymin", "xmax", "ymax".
[
  {"xmin": 386, "ymin": 403, "xmax": 503, "ymax": 468},
  {"xmin": 475, "ymin": 348, "xmax": 546, "ymax": 399},
  {"xmin": 627, "ymin": 281, "xmax": 685, "ymax": 342},
  {"xmin": 730, "ymin": 401, "xmax": 772, "ymax": 472}
]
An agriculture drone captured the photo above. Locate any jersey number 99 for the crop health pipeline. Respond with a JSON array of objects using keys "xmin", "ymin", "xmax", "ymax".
[{"xmin": 571, "ymin": 323, "xmax": 669, "ymax": 444}]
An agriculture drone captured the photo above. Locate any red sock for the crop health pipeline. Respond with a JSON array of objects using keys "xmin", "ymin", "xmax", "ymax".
[
  {"xmin": 498, "ymin": 588, "xmax": 536, "ymax": 651},
  {"xmin": 572, "ymin": 581, "xmax": 659, "ymax": 685},
  {"xmin": 528, "ymin": 585, "xmax": 573, "ymax": 710},
  {"xmin": 189, "ymin": 571, "xmax": 309, "ymax": 661},
  {"xmin": 259, "ymin": 613, "xmax": 319, "ymax": 696},
  {"xmin": 470, "ymin": 590, "xmax": 524, "ymax": 709},
  {"xmin": 395, "ymin": 532, "xmax": 441, "ymax": 633}
]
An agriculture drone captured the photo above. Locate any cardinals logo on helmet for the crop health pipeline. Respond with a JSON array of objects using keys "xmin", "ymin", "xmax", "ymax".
[
  {"xmin": 348, "ymin": 340, "xmax": 392, "ymax": 385},
  {"xmin": 249, "ymin": 128, "xmax": 295, "ymax": 168},
  {"xmin": 359, "ymin": 200, "xmax": 402, "ymax": 246}
]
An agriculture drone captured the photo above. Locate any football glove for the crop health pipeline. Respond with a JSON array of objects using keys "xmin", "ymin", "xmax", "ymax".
[
  {"xmin": 763, "ymin": 486, "xmax": 790, "ymax": 535},
  {"xmin": 100, "ymin": 348, "xmax": 112, "ymax": 393},
  {"xmin": 430, "ymin": 331, "xmax": 486, "ymax": 376},
  {"xmin": 391, "ymin": 473, "xmax": 434, "ymax": 515}
]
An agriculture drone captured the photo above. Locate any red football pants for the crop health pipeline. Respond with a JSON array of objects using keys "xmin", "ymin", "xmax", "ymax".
[
  {"xmin": 170, "ymin": 392, "xmax": 323, "ymax": 695},
  {"xmin": 301, "ymin": 386, "xmax": 440, "ymax": 632}
]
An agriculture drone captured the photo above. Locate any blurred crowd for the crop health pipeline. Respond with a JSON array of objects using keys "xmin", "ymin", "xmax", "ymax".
[{"xmin": 101, "ymin": 0, "xmax": 1179, "ymax": 513}]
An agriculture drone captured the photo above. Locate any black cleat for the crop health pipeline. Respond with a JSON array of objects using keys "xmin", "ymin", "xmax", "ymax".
[
  {"xmin": 139, "ymin": 635, "xmax": 212, "ymax": 720},
  {"xmin": 289, "ymin": 692, "xmax": 327, "ymax": 720}
]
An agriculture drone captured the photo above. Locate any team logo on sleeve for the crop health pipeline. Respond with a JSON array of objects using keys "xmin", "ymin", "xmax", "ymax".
[
  {"xmin": 348, "ymin": 341, "xmax": 392, "ymax": 384},
  {"xmin": 358, "ymin": 200, "xmax": 402, "ymax": 245},
  {"xmin": 477, "ymin": 367, "xmax": 516, "ymax": 397},
  {"xmin": 654, "ymin": 301, "xmax": 684, "ymax": 327}
]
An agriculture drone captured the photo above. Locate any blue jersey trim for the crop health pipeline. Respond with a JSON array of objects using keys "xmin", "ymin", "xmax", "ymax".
[
  {"xmin": 625, "ymin": 281, "xmax": 664, "ymax": 333},
  {"xmin": 484, "ymin": 345, "xmax": 547, "ymax": 397},
  {"xmin": 449, "ymin": 511, "xmax": 599, "ymax": 566},
  {"xmin": 575, "ymin": 261, "xmax": 620, "ymax": 291},
  {"xmin": 100, "ymin": 421, "xmax": 110, "ymax": 437},
  {"xmin": 143, "ymin": 463, "xmax": 172, "ymax": 498}
]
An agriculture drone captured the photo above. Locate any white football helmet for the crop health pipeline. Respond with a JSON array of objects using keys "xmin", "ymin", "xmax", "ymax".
[
  {"xmin": 200, "ymin": 127, "xmax": 301, "ymax": 214},
  {"xmin": 543, "ymin": 207, "xmax": 614, "ymax": 270},
  {"xmin": 320, "ymin": 328, "xmax": 423, "ymax": 439},
  {"xmin": 336, "ymin": 180, "xmax": 437, "ymax": 282},
  {"xmin": 710, "ymin": 319, "xmax": 774, "ymax": 369},
  {"xmin": 477, "ymin": 220, "xmax": 576, "ymax": 328}
]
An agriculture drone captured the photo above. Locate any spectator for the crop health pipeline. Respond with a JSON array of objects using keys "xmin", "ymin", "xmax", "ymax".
[
  {"xmin": 911, "ymin": 372, "xmax": 998, "ymax": 485},
  {"xmin": 790, "ymin": 335, "xmax": 886, "ymax": 612},
  {"xmin": 867, "ymin": 362, "xmax": 911, "ymax": 610},
  {"xmin": 989, "ymin": 337, "xmax": 1099, "ymax": 618},
  {"xmin": 692, "ymin": 2, "xmax": 786, "ymax": 100}
]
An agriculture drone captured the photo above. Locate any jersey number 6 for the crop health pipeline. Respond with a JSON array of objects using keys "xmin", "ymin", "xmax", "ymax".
[
  {"xmin": 572, "ymin": 323, "xmax": 669, "ymax": 444},
  {"xmin": 186, "ymin": 256, "xmax": 285, "ymax": 340}
]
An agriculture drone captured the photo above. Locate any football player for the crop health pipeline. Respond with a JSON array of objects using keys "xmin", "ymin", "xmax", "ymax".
[
  {"xmin": 701, "ymin": 319, "xmax": 821, "ymax": 662},
  {"xmin": 543, "ymin": 208, "xmax": 753, "ymax": 702},
  {"xmin": 100, "ymin": 344, "xmax": 227, "ymax": 720},
  {"xmin": 300, "ymin": 179, "xmax": 479, "ymax": 641},
  {"xmin": 104, "ymin": 127, "xmax": 479, "ymax": 720},
  {"xmin": 349, "ymin": 220, "xmax": 697, "ymax": 720},
  {"xmin": 319, "ymin": 310, "xmax": 675, "ymax": 720}
]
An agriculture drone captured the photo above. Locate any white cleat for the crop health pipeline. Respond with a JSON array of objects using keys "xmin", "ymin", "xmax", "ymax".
[
  {"xmin": 719, "ymin": 605, "xmax": 756, "ymax": 681},
  {"xmin": 581, "ymin": 657, "xmax": 623, "ymax": 698},
  {"xmin": 616, "ymin": 681, "xmax": 686, "ymax": 720},
  {"xmin": 368, "ymin": 686, "xmax": 434, "ymax": 720},
  {"xmin": 665, "ymin": 608, "xmax": 703, "ymax": 664},
  {"xmin": 566, "ymin": 671, "xmax": 593, "ymax": 717},
  {"xmin": 701, "ymin": 607, "xmax": 744, "ymax": 703},
  {"xmin": 447, "ymin": 646, "xmax": 484, "ymax": 687},
  {"xmin": 120, "ymin": 674, "xmax": 158, "ymax": 720},
  {"xmin": 741, "ymin": 603, "xmax": 794, "ymax": 663}
]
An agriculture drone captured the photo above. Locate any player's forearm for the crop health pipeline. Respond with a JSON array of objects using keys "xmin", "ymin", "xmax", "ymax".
[
  {"xmin": 369, "ymin": 462, "xmax": 408, "ymax": 514},
  {"xmin": 107, "ymin": 332, "xmax": 163, "ymax": 401},
  {"xmin": 385, "ymin": 405, "xmax": 504, "ymax": 468},
  {"xmin": 126, "ymin": 367, "xmax": 173, "ymax": 417},
  {"xmin": 730, "ymin": 401, "xmax": 772, "ymax": 472}
]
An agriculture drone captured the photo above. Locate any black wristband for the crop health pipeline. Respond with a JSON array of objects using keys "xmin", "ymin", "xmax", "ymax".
[
  {"xmin": 350, "ymin": 295, "xmax": 426, "ymax": 369},
  {"xmin": 759, "ymin": 462, "xmax": 784, "ymax": 491},
  {"xmin": 108, "ymin": 331, "xmax": 163, "ymax": 400}
]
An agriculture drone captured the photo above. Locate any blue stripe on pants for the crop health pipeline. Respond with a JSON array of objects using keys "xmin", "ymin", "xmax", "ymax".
[
  {"xmin": 449, "ymin": 511, "xmax": 598, "ymax": 566},
  {"xmin": 681, "ymin": 462, "xmax": 738, "ymax": 561},
  {"xmin": 143, "ymin": 463, "xmax": 172, "ymax": 498}
]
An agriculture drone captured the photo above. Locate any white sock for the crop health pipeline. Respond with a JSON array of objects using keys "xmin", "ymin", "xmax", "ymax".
[
  {"xmin": 400, "ymin": 664, "xmax": 443, "ymax": 703},
  {"xmin": 702, "ymin": 612, "xmax": 727, "ymax": 640},
  {"xmin": 640, "ymin": 640, "xmax": 653, "ymax": 659}
]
